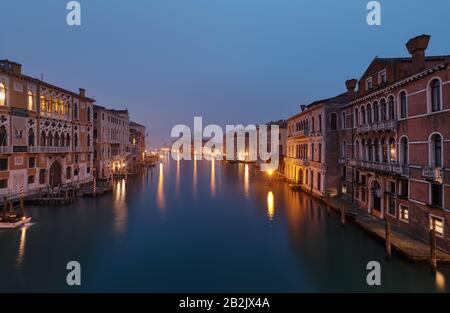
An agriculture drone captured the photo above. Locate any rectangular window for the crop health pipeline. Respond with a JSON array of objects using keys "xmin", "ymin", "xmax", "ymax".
[
  {"xmin": 399, "ymin": 205, "xmax": 409, "ymax": 222},
  {"xmin": 388, "ymin": 195, "xmax": 396, "ymax": 216},
  {"xmin": 39, "ymin": 169, "xmax": 46, "ymax": 184},
  {"xmin": 361, "ymin": 189, "xmax": 366, "ymax": 202},
  {"xmin": 28, "ymin": 175, "xmax": 35, "ymax": 184},
  {"xmin": 431, "ymin": 184, "xmax": 443, "ymax": 207},
  {"xmin": 317, "ymin": 173, "xmax": 321, "ymax": 190},
  {"xmin": 366, "ymin": 77, "xmax": 373, "ymax": 90},
  {"xmin": 0, "ymin": 179, "xmax": 7, "ymax": 189},
  {"xmin": 399, "ymin": 179, "xmax": 408, "ymax": 198},
  {"xmin": 28, "ymin": 157, "xmax": 36, "ymax": 168},
  {"xmin": 378, "ymin": 70, "xmax": 387, "ymax": 84},
  {"xmin": 0, "ymin": 158, "xmax": 8, "ymax": 171},
  {"xmin": 430, "ymin": 215, "xmax": 444, "ymax": 237}
]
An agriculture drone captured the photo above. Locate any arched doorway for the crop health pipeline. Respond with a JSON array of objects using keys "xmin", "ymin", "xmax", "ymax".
[
  {"xmin": 49, "ymin": 161, "xmax": 62, "ymax": 187},
  {"xmin": 371, "ymin": 180, "xmax": 382, "ymax": 215},
  {"xmin": 297, "ymin": 168, "xmax": 303, "ymax": 184}
]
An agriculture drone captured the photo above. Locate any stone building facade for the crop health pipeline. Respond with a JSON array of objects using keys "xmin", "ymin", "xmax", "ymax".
[
  {"xmin": 93, "ymin": 105, "xmax": 131, "ymax": 179},
  {"xmin": 129, "ymin": 121, "xmax": 146, "ymax": 168},
  {"xmin": 0, "ymin": 59, "xmax": 94, "ymax": 198},
  {"xmin": 285, "ymin": 93, "xmax": 347, "ymax": 197}
]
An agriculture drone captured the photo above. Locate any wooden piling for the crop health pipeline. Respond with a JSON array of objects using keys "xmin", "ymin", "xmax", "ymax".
[
  {"xmin": 430, "ymin": 229, "xmax": 437, "ymax": 273},
  {"xmin": 340, "ymin": 203, "xmax": 345, "ymax": 226},
  {"xmin": 385, "ymin": 219, "xmax": 391, "ymax": 259},
  {"xmin": 326, "ymin": 194, "xmax": 330, "ymax": 216}
]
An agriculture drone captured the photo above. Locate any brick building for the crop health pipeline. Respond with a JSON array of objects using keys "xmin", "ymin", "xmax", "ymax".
[
  {"xmin": 339, "ymin": 35, "xmax": 450, "ymax": 251},
  {"xmin": 0, "ymin": 59, "xmax": 94, "ymax": 198}
]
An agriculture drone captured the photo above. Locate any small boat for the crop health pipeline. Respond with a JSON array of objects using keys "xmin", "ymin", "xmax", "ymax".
[{"xmin": 0, "ymin": 214, "xmax": 32, "ymax": 229}]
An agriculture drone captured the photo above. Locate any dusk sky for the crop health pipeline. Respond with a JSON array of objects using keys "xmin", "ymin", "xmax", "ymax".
[{"xmin": 1, "ymin": 0, "xmax": 450, "ymax": 147}]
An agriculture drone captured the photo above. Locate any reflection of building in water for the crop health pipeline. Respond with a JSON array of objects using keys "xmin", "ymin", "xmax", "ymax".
[
  {"xmin": 16, "ymin": 225, "xmax": 27, "ymax": 266},
  {"xmin": 436, "ymin": 271, "xmax": 446, "ymax": 292},
  {"xmin": 176, "ymin": 158, "xmax": 180, "ymax": 196},
  {"xmin": 267, "ymin": 191, "xmax": 274, "ymax": 220},
  {"xmin": 193, "ymin": 158, "xmax": 197, "ymax": 196},
  {"xmin": 113, "ymin": 179, "xmax": 128, "ymax": 234},
  {"xmin": 157, "ymin": 163, "xmax": 165, "ymax": 209}
]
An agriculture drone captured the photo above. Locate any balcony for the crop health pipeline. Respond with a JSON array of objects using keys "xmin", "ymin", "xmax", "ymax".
[
  {"xmin": 0, "ymin": 146, "xmax": 13, "ymax": 153},
  {"xmin": 39, "ymin": 146, "xmax": 71, "ymax": 153},
  {"xmin": 284, "ymin": 157, "xmax": 309, "ymax": 167},
  {"xmin": 422, "ymin": 166, "xmax": 443, "ymax": 183},
  {"xmin": 74, "ymin": 146, "xmax": 82, "ymax": 152},
  {"xmin": 289, "ymin": 129, "xmax": 309, "ymax": 139},
  {"xmin": 357, "ymin": 120, "xmax": 396, "ymax": 133},
  {"xmin": 28, "ymin": 146, "xmax": 39, "ymax": 153},
  {"xmin": 391, "ymin": 163, "xmax": 410, "ymax": 176},
  {"xmin": 338, "ymin": 157, "xmax": 346, "ymax": 165}
]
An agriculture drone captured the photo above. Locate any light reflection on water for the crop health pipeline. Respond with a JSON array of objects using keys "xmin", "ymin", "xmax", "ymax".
[{"xmin": 1, "ymin": 160, "xmax": 450, "ymax": 292}]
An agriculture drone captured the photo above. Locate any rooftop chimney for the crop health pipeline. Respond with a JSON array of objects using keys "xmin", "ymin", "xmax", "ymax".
[
  {"xmin": 406, "ymin": 34, "xmax": 430, "ymax": 73},
  {"xmin": 10, "ymin": 62, "xmax": 22, "ymax": 75},
  {"xmin": 345, "ymin": 78, "xmax": 358, "ymax": 99},
  {"xmin": 79, "ymin": 88, "xmax": 85, "ymax": 97}
]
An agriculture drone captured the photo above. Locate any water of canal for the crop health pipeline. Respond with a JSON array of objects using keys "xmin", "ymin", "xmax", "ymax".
[{"xmin": 0, "ymin": 157, "xmax": 449, "ymax": 292}]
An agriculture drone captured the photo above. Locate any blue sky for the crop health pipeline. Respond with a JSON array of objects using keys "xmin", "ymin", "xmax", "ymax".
[{"xmin": 1, "ymin": 0, "xmax": 450, "ymax": 147}]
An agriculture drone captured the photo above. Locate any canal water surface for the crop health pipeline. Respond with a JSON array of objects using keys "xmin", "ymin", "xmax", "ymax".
[{"xmin": 0, "ymin": 158, "xmax": 449, "ymax": 292}]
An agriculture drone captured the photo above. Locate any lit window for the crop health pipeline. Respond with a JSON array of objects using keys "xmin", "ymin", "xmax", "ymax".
[
  {"xmin": 54, "ymin": 98, "xmax": 59, "ymax": 113},
  {"xmin": 40, "ymin": 96, "xmax": 45, "ymax": 113},
  {"xmin": 399, "ymin": 205, "xmax": 409, "ymax": 222},
  {"xmin": 430, "ymin": 215, "xmax": 444, "ymax": 237},
  {"xmin": 0, "ymin": 82, "xmax": 6, "ymax": 106},
  {"xmin": 60, "ymin": 100, "xmax": 64, "ymax": 114},
  {"xmin": 27, "ymin": 91, "xmax": 34, "ymax": 111}
]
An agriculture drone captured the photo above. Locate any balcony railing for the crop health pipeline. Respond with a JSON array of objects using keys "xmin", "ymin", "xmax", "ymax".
[
  {"xmin": 289, "ymin": 129, "xmax": 309, "ymax": 138},
  {"xmin": 28, "ymin": 146, "xmax": 39, "ymax": 153},
  {"xmin": 39, "ymin": 146, "xmax": 71, "ymax": 153},
  {"xmin": 284, "ymin": 157, "xmax": 309, "ymax": 167},
  {"xmin": 357, "ymin": 120, "xmax": 396, "ymax": 133},
  {"xmin": 352, "ymin": 160, "xmax": 409, "ymax": 176},
  {"xmin": 0, "ymin": 146, "xmax": 13, "ymax": 153},
  {"xmin": 422, "ymin": 166, "xmax": 443, "ymax": 183}
]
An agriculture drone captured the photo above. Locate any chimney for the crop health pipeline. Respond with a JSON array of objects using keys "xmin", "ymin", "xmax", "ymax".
[
  {"xmin": 406, "ymin": 34, "xmax": 430, "ymax": 73},
  {"xmin": 10, "ymin": 62, "xmax": 22, "ymax": 75},
  {"xmin": 345, "ymin": 78, "xmax": 357, "ymax": 99},
  {"xmin": 79, "ymin": 88, "xmax": 85, "ymax": 97},
  {"xmin": 300, "ymin": 104, "xmax": 307, "ymax": 112}
]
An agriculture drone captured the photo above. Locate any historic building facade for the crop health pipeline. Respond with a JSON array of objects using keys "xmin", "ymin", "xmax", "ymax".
[
  {"xmin": 0, "ymin": 59, "xmax": 94, "ymax": 198},
  {"xmin": 339, "ymin": 35, "xmax": 450, "ymax": 251},
  {"xmin": 93, "ymin": 105, "xmax": 131, "ymax": 179},
  {"xmin": 129, "ymin": 121, "xmax": 146, "ymax": 168},
  {"xmin": 285, "ymin": 93, "xmax": 347, "ymax": 197}
]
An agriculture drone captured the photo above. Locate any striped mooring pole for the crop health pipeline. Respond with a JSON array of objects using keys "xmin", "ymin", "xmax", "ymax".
[{"xmin": 19, "ymin": 184, "xmax": 24, "ymax": 209}]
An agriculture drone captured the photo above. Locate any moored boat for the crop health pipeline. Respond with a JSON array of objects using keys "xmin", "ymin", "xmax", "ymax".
[{"xmin": 0, "ymin": 214, "xmax": 32, "ymax": 229}]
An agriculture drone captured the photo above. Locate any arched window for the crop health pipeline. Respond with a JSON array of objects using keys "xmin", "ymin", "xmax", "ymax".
[
  {"xmin": 330, "ymin": 113, "xmax": 337, "ymax": 130},
  {"xmin": 28, "ymin": 128, "xmax": 35, "ymax": 146},
  {"xmin": 87, "ymin": 134, "xmax": 91, "ymax": 147},
  {"xmin": 0, "ymin": 125, "xmax": 7, "ymax": 146},
  {"xmin": 367, "ymin": 104, "xmax": 372, "ymax": 124},
  {"xmin": 0, "ymin": 82, "xmax": 6, "ymax": 106},
  {"xmin": 54, "ymin": 133, "xmax": 59, "ymax": 147},
  {"xmin": 373, "ymin": 101, "xmax": 379, "ymax": 122},
  {"xmin": 361, "ymin": 106, "xmax": 366, "ymax": 124},
  {"xmin": 374, "ymin": 139, "xmax": 380, "ymax": 162},
  {"xmin": 400, "ymin": 91, "xmax": 407, "ymax": 119},
  {"xmin": 355, "ymin": 140, "xmax": 360, "ymax": 160},
  {"xmin": 389, "ymin": 138, "xmax": 396, "ymax": 162},
  {"xmin": 40, "ymin": 131, "xmax": 46, "ymax": 146},
  {"xmin": 60, "ymin": 134, "xmax": 65, "ymax": 147},
  {"xmin": 28, "ymin": 91, "xmax": 34, "ymax": 111},
  {"xmin": 354, "ymin": 108, "xmax": 359, "ymax": 126},
  {"xmin": 430, "ymin": 79, "xmax": 442, "ymax": 112},
  {"xmin": 367, "ymin": 139, "xmax": 373, "ymax": 161},
  {"xmin": 381, "ymin": 139, "xmax": 388, "ymax": 163},
  {"xmin": 430, "ymin": 134, "xmax": 443, "ymax": 167},
  {"xmin": 74, "ymin": 103, "xmax": 79, "ymax": 119},
  {"xmin": 341, "ymin": 140, "xmax": 347, "ymax": 158},
  {"xmin": 380, "ymin": 99, "xmax": 386, "ymax": 121},
  {"xmin": 341, "ymin": 112, "xmax": 346, "ymax": 129},
  {"xmin": 66, "ymin": 134, "xmax": 71, "ymax": 147},
  {"xmin": 74, "ymin": 133, "xmax": 78, "ymax": 147},
  {"xmin": 47, "ymin": 132, "xmax": 53, "ymax": 147},
  {"xmin": 388, "ymin": 96, "xmax": 395, "ymax": 120},
  {"xmin": 400, "ymin": 137, "xmax": 408, "ymax": 165}
]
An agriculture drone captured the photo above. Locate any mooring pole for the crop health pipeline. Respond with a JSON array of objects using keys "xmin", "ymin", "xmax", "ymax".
[
  {"xmin": 340, "ymin": 203, "xmax": 345, "ymax": 226},
  {"xmin": 385, "ymin": 219, "xmax": 391, "ymax": 259},
  {"xmin": 430, "ymin": 228, "xmax": 437, "ymax": 273}
]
